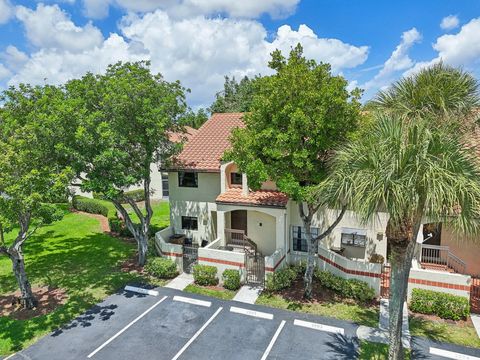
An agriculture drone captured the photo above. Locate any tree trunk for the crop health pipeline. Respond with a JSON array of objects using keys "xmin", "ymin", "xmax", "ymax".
[
  {"xmin": 303, "ymin": 216, "xmax": 316, "ymax": 299},
  {"xmin": 386, "ymin": 218, "xmax": 417, "ymax": 360},
  {"xmin": 10, "ymin": 248, "xmax": 37, "ymax": 309},
  {"xmin": 137, "ymin": 231, "xmax": 148, "ymax": 267}
]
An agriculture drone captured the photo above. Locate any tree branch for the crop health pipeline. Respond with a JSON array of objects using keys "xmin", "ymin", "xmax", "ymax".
[
  {"xmin": 112, "ymin": 199, "xmax": 139, "ymax": 238},
  {"xmin": 313, "ymin": 204, "xmax": 347, "ymax": 242}
]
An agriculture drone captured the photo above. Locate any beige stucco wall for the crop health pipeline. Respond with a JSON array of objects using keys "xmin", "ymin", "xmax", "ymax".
[
  {"xmin": 441, "ymin": 226, "xmax": 480, "ymax": 276},
  {"xmin": 168, "ymin": 171, "xmax": 221, "ymax": 245},
  {"xmin": 288, "ymin": 203, "xmax": 389, "ymax": 262},
  {"xmin": 247, "ymin": 210, "xmax": 276, "ymax": 256}
]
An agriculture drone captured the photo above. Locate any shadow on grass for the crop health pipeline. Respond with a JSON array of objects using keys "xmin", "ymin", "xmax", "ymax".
[{"xmin": 325, "ymin": 333, "xmax": 360, "ymax": 359}]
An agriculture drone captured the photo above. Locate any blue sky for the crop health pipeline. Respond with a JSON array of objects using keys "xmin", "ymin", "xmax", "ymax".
[{"xmin": 0, "ymin": 0, "xmax": 479, "ymax": 107}]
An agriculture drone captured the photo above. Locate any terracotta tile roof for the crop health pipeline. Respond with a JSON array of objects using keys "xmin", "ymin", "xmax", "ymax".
[
  {"xmin": 168, "ymin": 126, "xmax": 198, "ymax": 143},
  {"xmin": 171, "ymin": 113, "xmax": 245, "ymax": 172},
  {"xmin": 216, "ymin": 188, "xmax": 289, "ymax": 208}
]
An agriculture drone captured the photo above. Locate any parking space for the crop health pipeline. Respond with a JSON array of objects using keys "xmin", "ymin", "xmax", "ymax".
[{"xmin": 9, "ymin": 286, "xmax": 480, "ymax": 360}]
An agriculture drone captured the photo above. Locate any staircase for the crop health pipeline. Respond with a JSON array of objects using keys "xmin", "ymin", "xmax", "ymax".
[{"xmin": 420, "ymin": 244, "xmax": 467, "ymax": 274}]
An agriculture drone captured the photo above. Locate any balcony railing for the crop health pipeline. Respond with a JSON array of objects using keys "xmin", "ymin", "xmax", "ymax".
[
  {"xmin": 420, "ymin": 244, "xmax": 467, "ymax": 274},
  {"xmin": 224, "ymin": 228, "xmax": 258, "ymax": 255}
]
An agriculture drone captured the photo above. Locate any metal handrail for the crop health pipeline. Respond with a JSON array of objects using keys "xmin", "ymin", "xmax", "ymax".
[
  {"xmin": 225, "ymin": 228, "xmax": 258, "ymax": 255},
  {"xmin": 420, "ymin": 244, "xmax": 467, "ymax": 274}
]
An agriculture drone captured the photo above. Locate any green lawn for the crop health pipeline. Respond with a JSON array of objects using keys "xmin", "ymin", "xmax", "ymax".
[
  {"xmin": 184, "ymin": 284, "xmax": 237, "ymax": 300},
  {"xmin": 255, "ymin": 292, "xmax": 379, "ymax": 327},
  {"xmin": 358, "ymin": 341, "xmax": 410, "ymax": 360},
  {"xmin": 410, "ymin": 315, "xmax": 480, "ymax": 348},
  {"xmin": 0, "ymin": 205, "xmax": 169, "ymax": 355}
]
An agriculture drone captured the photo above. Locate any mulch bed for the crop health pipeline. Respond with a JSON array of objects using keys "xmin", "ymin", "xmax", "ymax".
[
  {"xmin": 119, "ymin": 256, "xmax": 146, "ymax": 274},
  {"xmin": 0, "ymin": 286, "xmax": 68, "ymax": 320},
  {"xmin": 409, "ymin": 311, "xmax": 474, "ymax": 327},
  {"xmin": 273, "ymin": 278, "xmax": 378, "ymax": 307}
]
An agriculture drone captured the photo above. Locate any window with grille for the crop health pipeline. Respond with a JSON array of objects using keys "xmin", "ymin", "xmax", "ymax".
[
  {"xmin": 181, "ymin": 216, "xmax": 198, "ymax": 230},
  {"xmin": 178, "ymin": 172, "xmax": 198, "ymax": 187},
  {"xmin": 341, "ymin": 231, "xmax": 367, "ymax": 247},
  {"xmin": 292, "ymin": 226, "xmax": 319, "ymax": 252}
]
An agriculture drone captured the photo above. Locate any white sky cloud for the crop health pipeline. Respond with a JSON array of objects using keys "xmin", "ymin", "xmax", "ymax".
[
  {"xmin": 440, "ymin": 15, "xmax": 460, "ymax": 30},
  {"xmin": 16, "ymin": 3, "xmax": 104, "ymax": 53},
  {"xmin": 5, "ymin": 7, "xmax": 369, "ymax": 106},
  {"xmin": 82, "ymin": 0, "xmax": 300, "ymax": 19},
  {"xmin": 0, "ymin": 0, "xmax": 13, "ymax": 24},
  {"xmin": 0, "ymin": 63, "xmax": 11, "ymax": 80},
  {"xmin": 363, "ymin": 28, "xmax": 421, "ymax": 90}
]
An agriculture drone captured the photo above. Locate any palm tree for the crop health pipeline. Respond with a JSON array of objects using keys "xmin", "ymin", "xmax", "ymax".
[{"xmin": 324, "ymin": 64, "xmax": 480, "ymax": 360}]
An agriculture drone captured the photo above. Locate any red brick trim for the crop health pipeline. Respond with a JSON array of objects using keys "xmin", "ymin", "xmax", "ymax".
[
  {"xmin": 162, "ymin": 252, "xmax": 182, "ymax": 257},
  {"xmin": 408, "ymin": 278, "xmax": 470, "ymax": 291},
  {"xmin": 265, "ymin": 254, "xmax": 287, "ymax": 272},
  {"xmin": 198, "ymin": 257, "xmax": 244, "ymax": 268},
  {"xmin": 318, "ymin": 254, "xmax": 381, "ymax": 278}
]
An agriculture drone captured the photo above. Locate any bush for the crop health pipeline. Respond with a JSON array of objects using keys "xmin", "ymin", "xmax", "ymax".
[
  {"xmin": 222, "ymin": 269, "xmax": 241, "ymax": 290},
  {"xmin": 410, "ymin": 288, "xmax": 470, "ymax": 321},
  {"xmin": 314, "ymin": 269, "xmax": 376, "ymax": 302},
  {"xmin": 145, "ymin": 257, "xmax": 178, "ymax": 279},
  {"xmin": 369, "ymin": 253, "xmax": 385, "ymax": 264},
  {"xmin": 193, "ymin": 265, "xmax": 218, "ymax": 286},
  {"xmin": 265, "ymin": 266, "xmax": 298, "ymax": 292},
  {"xmin": 72, "ymin": 196, "xmax": 109, "ymax": 217},
  {"xmin": 123, "ymin": 189, "xmax": 145, "ymax": 202},
  {"xmin": 108, "ymin": 217, "xmax": 133, "ymax": 237}
]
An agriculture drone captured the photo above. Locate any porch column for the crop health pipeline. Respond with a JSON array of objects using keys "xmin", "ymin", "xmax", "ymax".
[
  {"xmin": 275, "ymin": 213, "xmax": 286, "ymax": 251},
  {"xmin": 242, "ymin": 173, "xmax": 249, "ymax": 196},
  {"xmin": 217, "ymin": 210, "xmax": 226, "ymax": 246},
  {"xmin": 413, "ymin": 224, "xmax": 424, "ymax": 267}
]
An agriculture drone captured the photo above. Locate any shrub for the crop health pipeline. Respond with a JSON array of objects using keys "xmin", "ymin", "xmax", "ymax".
[
  {"xmin": 72, "ymin": 196, "xmax": 109, "ymax": 217},
  {"xmin": 108, "ymin": 217, "xmax": 132, "ymax": 237},
  {"xmin": 222, "ymin": 269, "xmax": 241, "ymax": 290},
  {"xmin": 193, "ymin": 265, "xmax": 218, "ymax": 286},
  {"xmin": 314, "ymin": 269, "xmax": 376, "ymax": 302},
  {"xmin": 265, "ymin": 266, "xmax": 298, "ymax": 292},
  {"xmin": 123, "ymin": 189, "xmax": 145, "ymax": 202},
  {"xmin": 369, "ymin": 253, "xmax": 385, "ymax": 264},
  {"xmin": 410, "ymin": 288, "xmax": 470, "ymax": 321},
  {"xmin": 145, "ymin": 257, "xmax": 178, "ymax": 279}
]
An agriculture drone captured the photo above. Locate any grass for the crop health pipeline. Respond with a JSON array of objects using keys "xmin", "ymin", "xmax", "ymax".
[
  {"xmin": 255, "ymin": 292, "xmax": 379, "ymax": 327},
  {"xmin": 0, "ymin": 206, "xmax": 168, "ymax": 355},
  {"xmin": 358, "ymin": 341, "xmax": 410, "ymax": 360},
  {"xmin": 184, "ymin": 284, "xmax": 237, "ymax": 300},
  {"xmin": 410, "ymin": 315, "xmax": 480, "ymax": 348}
]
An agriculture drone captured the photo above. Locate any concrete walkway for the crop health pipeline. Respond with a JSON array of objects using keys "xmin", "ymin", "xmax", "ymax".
[
  {"xmin": 232, "ymin": 285, "xmax": 262, "ymax": 304},
  {"xmin": 471, "ymin": 314, "xmax": 480, "ymax": 339},
  {"xmin": 357, "ymin": 299, "xmax": 411, "ymax": 348},
  {"xmin": 165, "ymin": 273, "xmax": 194, "ymax": 290}
]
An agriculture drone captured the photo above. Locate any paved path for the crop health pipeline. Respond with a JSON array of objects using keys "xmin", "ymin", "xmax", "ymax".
[
  {"xmin": 233, "ymin": 285, "xmax": 262, "ymax": 304},
  {"xmin": 165, "ymin": 273, "xmax": 194, "ymax": 290},
  {"xmin": 472, "ymin": 314, "xmax": 480, "ymax": 339}
]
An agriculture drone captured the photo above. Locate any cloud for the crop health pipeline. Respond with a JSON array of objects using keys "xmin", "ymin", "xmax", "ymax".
[
  {"xmin": 0, "ymin": 0, "xmax": 13, "ymax": 24},
  {"xmin": 440, "ymin": 15, "xmax": 459, "ymax": 30},
  {"xmin": 364, "ymin": 28, "xmax": 421, "ymax": 90},
  {"xmin": 0, "ymin": 63, "xmax": 11, "ymax": 80},
  {"xmin": 6, "ymin": 8, "xmax": 369, "ymax": 106},
  {"xmin": 15, "ymin": 3, "xmax": 104, "ymax": 53},
  {"xmin": 82, "ymin": 0, "xmax": 300, "ymax": 19},
  {"xmin": 1, "ymin": 46, "xmax": 29, "ymax": 71}
]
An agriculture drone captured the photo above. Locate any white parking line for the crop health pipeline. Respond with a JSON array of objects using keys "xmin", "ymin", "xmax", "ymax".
[
  {"xmin": 4, "ymin": 353, "xmax": 16, "ymax": 360},
  {"xmin": 173, "ymin": 295, "xmax": 212, "ymax": 307},
  {"xmin": 124, "ymin": 285, "xmax": 159, "ymax": 296},
  {"xmin": 430, "ymin": 347, "xmax": 480, "ymax": 360},
  {"xmin": 260, "ymin": 320, "xmax": 286, "ymax": 360},
  {"xmin": 230, "ymin": 306, "xmax": 274, "ymax": 320},
  {"xmin": 171, "ymin": 307, "xmax": 223, "ymax": 360},
  {"xmin": 293, "ymin": 319, "xmax": 344, "ymax": 335},
  {"xmin": 87, "ymin": 296, "xmax": 168, "ymax": 358}
]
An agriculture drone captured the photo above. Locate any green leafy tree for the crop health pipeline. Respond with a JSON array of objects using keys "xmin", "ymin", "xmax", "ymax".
[
  {"xmin": 226, "ymin": 44, "xmax": 362, "ymax": 298},
  {"xmin": 0, "ymin": 84, "xmax": 73, "ymax": 308},
  {"xmin": 327, "ymin": 64, "xmax": 480, "ymax": 359},
  {"xmin": 181, "ymin": 108, "xmax": 209, "ymax": 129},
  {"xmin": 67, "ymin": 61, "xmax": 187, "ymax": 266},
  {"xmin": 210, "ymin": 75, "xmax": 258, "ymax": 113}
]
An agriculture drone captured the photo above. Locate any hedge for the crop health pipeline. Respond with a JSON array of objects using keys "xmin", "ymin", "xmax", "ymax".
[
  {"xmin": 123, "ymin": 189, "xmax": 145, "ymax": 202},
  {"xmin": 265, "ymin": 266, "xmax": 298, "ymax": 292},
  {"xmin": 145, "ymin": 257, "xmax": 178, "ymax": 279},
  {"xmin": 410, "ymin": 288, "xmax": 470, "ymax": 321},
  {"xmin": 72, "ymin": 196, "xmax": 109, "ymax": 217},
  {"xmin": 193, "ymin": 264, "xmax": 218, "ymax": 286},
  {"xmin": 314, "ymin": 269, "xmax": 376, "ymax": 302},
  {"xmin": 222, "ymin": 269, "xmax": 241, "ymax": 290}
]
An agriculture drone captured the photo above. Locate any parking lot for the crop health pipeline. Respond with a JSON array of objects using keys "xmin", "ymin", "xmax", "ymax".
[{"xmin": 8, "ymin": 286, "xmax": 480, "ymax": 360}]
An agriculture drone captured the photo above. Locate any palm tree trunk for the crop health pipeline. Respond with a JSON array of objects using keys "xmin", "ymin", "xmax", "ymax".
[{"xmin": 386, "ymin": 218, "xmax": 418, "ymax": 360}]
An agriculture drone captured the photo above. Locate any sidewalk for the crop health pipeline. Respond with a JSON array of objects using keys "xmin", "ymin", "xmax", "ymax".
[
  {"xmin": 232, "ymin": 285, "xmax": 262, "ymax": 304},
  {"xmin": 165, "ymin": 273, "xmax": 194, "ymax": 290}
]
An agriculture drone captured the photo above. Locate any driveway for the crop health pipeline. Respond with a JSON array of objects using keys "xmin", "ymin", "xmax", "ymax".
[{"xmin": 8, "ymin": 286, "xmax": 480, "ymax": 360}]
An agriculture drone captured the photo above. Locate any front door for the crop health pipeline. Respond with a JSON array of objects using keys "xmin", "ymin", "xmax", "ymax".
[{"xmin": 231, "ymin": 210, "xmax": 247, "ymax": 234}]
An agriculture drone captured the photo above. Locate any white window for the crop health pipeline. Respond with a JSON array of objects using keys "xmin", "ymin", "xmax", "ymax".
[{"xmin": 341, "ymin": 228, "xmax": 367, "ymax": 247}]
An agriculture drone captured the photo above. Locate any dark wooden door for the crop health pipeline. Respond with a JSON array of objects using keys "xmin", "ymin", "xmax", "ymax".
[{"xmin": 231, "ymin": 210, "xmax": 247, "ymax": 234}]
